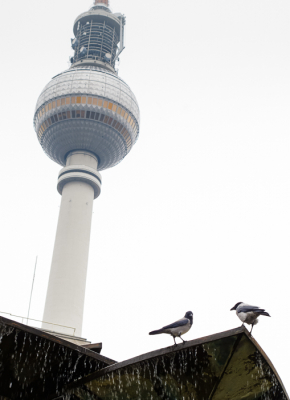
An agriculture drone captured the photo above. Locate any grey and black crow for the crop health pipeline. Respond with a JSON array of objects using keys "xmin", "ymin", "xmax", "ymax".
[
  {"xmin": 149, "ymin": 311, "xmax": 193, "ymax": 345},
  {"xmin": 231, "ymin": 302, "xmax": 271, "ymax": 334}
]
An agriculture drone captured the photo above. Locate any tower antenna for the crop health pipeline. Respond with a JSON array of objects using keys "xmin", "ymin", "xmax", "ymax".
[
  {"xmin": 27, "ymin": 256, "xmax": 38, "ymax": 325},
  {"xmin": 94, "ymin": 0, "xmax": 109, "ymax": 6}
]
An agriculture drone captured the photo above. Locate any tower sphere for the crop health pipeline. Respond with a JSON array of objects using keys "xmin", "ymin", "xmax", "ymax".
[{"xmin": 33, "ymin": 4, "xmax": 140, "ymax": 171}]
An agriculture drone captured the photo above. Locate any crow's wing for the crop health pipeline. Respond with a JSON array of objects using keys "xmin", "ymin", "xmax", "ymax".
[
  {"xmin": 238, "ymin": 305, "xmax": 265, "ymax": 313},
  {"xmin": 162, "ymin": 318, "xmax": 189, "ymax": 330}
]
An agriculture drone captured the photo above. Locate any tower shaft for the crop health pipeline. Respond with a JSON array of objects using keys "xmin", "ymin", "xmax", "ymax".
[{"xmin": 42, "ymin": 151, "xmax": 101, "ymax": 337}]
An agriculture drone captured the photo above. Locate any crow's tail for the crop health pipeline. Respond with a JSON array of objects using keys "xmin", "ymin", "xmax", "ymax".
[
  {"xmin": 260, "ymin": 312, "xmax": 271, "ymax": 317},
  {"xmin": 149, "ymin": 329, "xmax": 164, "ymax": 335}
]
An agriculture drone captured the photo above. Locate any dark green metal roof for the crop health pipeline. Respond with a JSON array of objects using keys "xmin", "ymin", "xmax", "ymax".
[
  {"xmin": 0, "ymin": 317, "xmax": 288, "ymax": 400},
  {"xmin": 65, "ymin": 326, "xmax": 289, "ymax": 400},
  {"xmin": 0, "ymin": 316, "xmax": 115, "ymax": 400}
]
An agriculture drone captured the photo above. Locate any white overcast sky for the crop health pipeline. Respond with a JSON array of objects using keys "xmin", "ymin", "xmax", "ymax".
[{"xmin": 0, "ymin": 0, "xmax": 289, "ymax": 391}]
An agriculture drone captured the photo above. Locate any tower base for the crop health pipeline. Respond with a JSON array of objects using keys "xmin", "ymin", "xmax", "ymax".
[{"xmin": 40, "ymin": 328, "xmax": 91, "ymax": 346}]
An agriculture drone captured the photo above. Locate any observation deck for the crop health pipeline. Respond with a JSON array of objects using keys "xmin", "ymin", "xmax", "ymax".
[
  {"xmin": 34, "ymin": 0, "xmax": 138, "ymax": 171},
  {"xmin": 34, "ymin": 66, "xmax": 140, "ymax": 170}
]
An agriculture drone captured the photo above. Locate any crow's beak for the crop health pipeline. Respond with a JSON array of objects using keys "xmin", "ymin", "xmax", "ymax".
[{"xmin": 230, "ymin": 307, "xmax": 235, "ymax": 311}]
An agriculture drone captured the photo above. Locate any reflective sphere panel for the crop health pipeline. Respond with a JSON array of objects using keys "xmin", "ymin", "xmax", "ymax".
[{"xmin": 34, "ymin": 66, "xmax": 140, "ymax": 170}]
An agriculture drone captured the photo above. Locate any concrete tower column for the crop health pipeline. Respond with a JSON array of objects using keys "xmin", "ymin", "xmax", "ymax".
[{"xmin": 42, "ymin": 151, "xmax": 102, "ymax": 337}]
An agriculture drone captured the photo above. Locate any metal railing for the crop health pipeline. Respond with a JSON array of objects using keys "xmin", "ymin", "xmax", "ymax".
[{"xmin": 0, "ymin": 311, "xmax": 76, "ymax": 336}]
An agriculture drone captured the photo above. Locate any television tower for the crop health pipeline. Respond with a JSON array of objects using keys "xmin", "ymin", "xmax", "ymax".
[{"xmin": 34, "ymin": 0, "xmax": 140, "ymax": 339}]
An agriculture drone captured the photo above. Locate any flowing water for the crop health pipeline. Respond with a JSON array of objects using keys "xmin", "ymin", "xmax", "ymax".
[
  {"xmin": 0, "ymin": 320, "xmax": 107, "ymax": 400},
  {"xmin": 0, "ymin": 320, "xmax": 287, "ymax": 400},
  {"xmin": 65, "ymin": 335, "xmax": 288, "ymax": 400}
]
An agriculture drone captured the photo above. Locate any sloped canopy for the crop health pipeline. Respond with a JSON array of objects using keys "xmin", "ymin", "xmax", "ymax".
[
  {"xmin": 65, "ymin": 327, "xmax": 289, "ymax": 400},
  {"xmin": 0, "ymin": 317, "xmax": 115, "ymax": 400},
  {"xmin": 0, "ymin": 318, "xmax": 288, "ymax": 400}
]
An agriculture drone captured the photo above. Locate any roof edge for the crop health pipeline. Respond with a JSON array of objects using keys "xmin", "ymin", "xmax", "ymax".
[
  {"xmin": 65, "ymin": 325, "xmax": 289, "ymax": 400},
  {"xmin": 0, "ymin": 316, "xmax": 116, "ymax": 366}
]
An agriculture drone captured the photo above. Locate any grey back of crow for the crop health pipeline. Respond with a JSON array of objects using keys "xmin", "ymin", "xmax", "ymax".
[
  {"xmin": 149, "ymin": 311, "xmax": 193, "ymax": 345},
  {"xmin": 231, "ymin": 302, "xmax": 270, "ymax": 334}
]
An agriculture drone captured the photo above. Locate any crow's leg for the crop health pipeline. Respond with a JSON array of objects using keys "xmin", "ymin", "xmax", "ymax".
[
  {"xmin": 179, "ymin": 335, "xmax": 186, "ymax": 343},
  {"xmin": 250, "ymin": 324, "xmax": 254, "ymax": 335},
  {"xmin": 173, "ymin": 336, "xmax": 177, "ymax": 346}
]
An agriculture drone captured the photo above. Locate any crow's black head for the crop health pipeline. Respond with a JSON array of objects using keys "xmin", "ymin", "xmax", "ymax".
[
  {"xmin": 185, "ymin": 311, "xmax": 193, "ymax": 322},
  {"xmin": 230, "ymin": 302, "xmax": 243, "ymax": 311}
]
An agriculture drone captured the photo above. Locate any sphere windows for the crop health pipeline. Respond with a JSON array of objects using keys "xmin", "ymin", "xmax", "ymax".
[
  {"xmin": 37, "ymin": 109, "xmax": 133, "ymax": 151},
  {"xmin": 35, "ymin": 95, "xmax": 138, "ymax": 139},
  {"xmin": 75, "ymin": 111, "xmax": 85, "ymax": 118}
]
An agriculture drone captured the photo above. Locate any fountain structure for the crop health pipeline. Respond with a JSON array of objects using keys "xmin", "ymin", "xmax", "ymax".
[
  {"xmin": 0, "ymin": 0, "xmax": 288, "ymax": 399},
  {"xmin": 0, "ymin": 317, "xmax": 288, "ymax": 399}
]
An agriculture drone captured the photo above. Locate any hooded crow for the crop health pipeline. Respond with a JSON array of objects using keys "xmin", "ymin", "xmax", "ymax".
[
  {"xmin": 149, "ymin": 311, "xmax": 193, "ymax": 345},
  {"xmin": 231, "ymin": 302, "xmax": 270, "ymax": 334}
]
